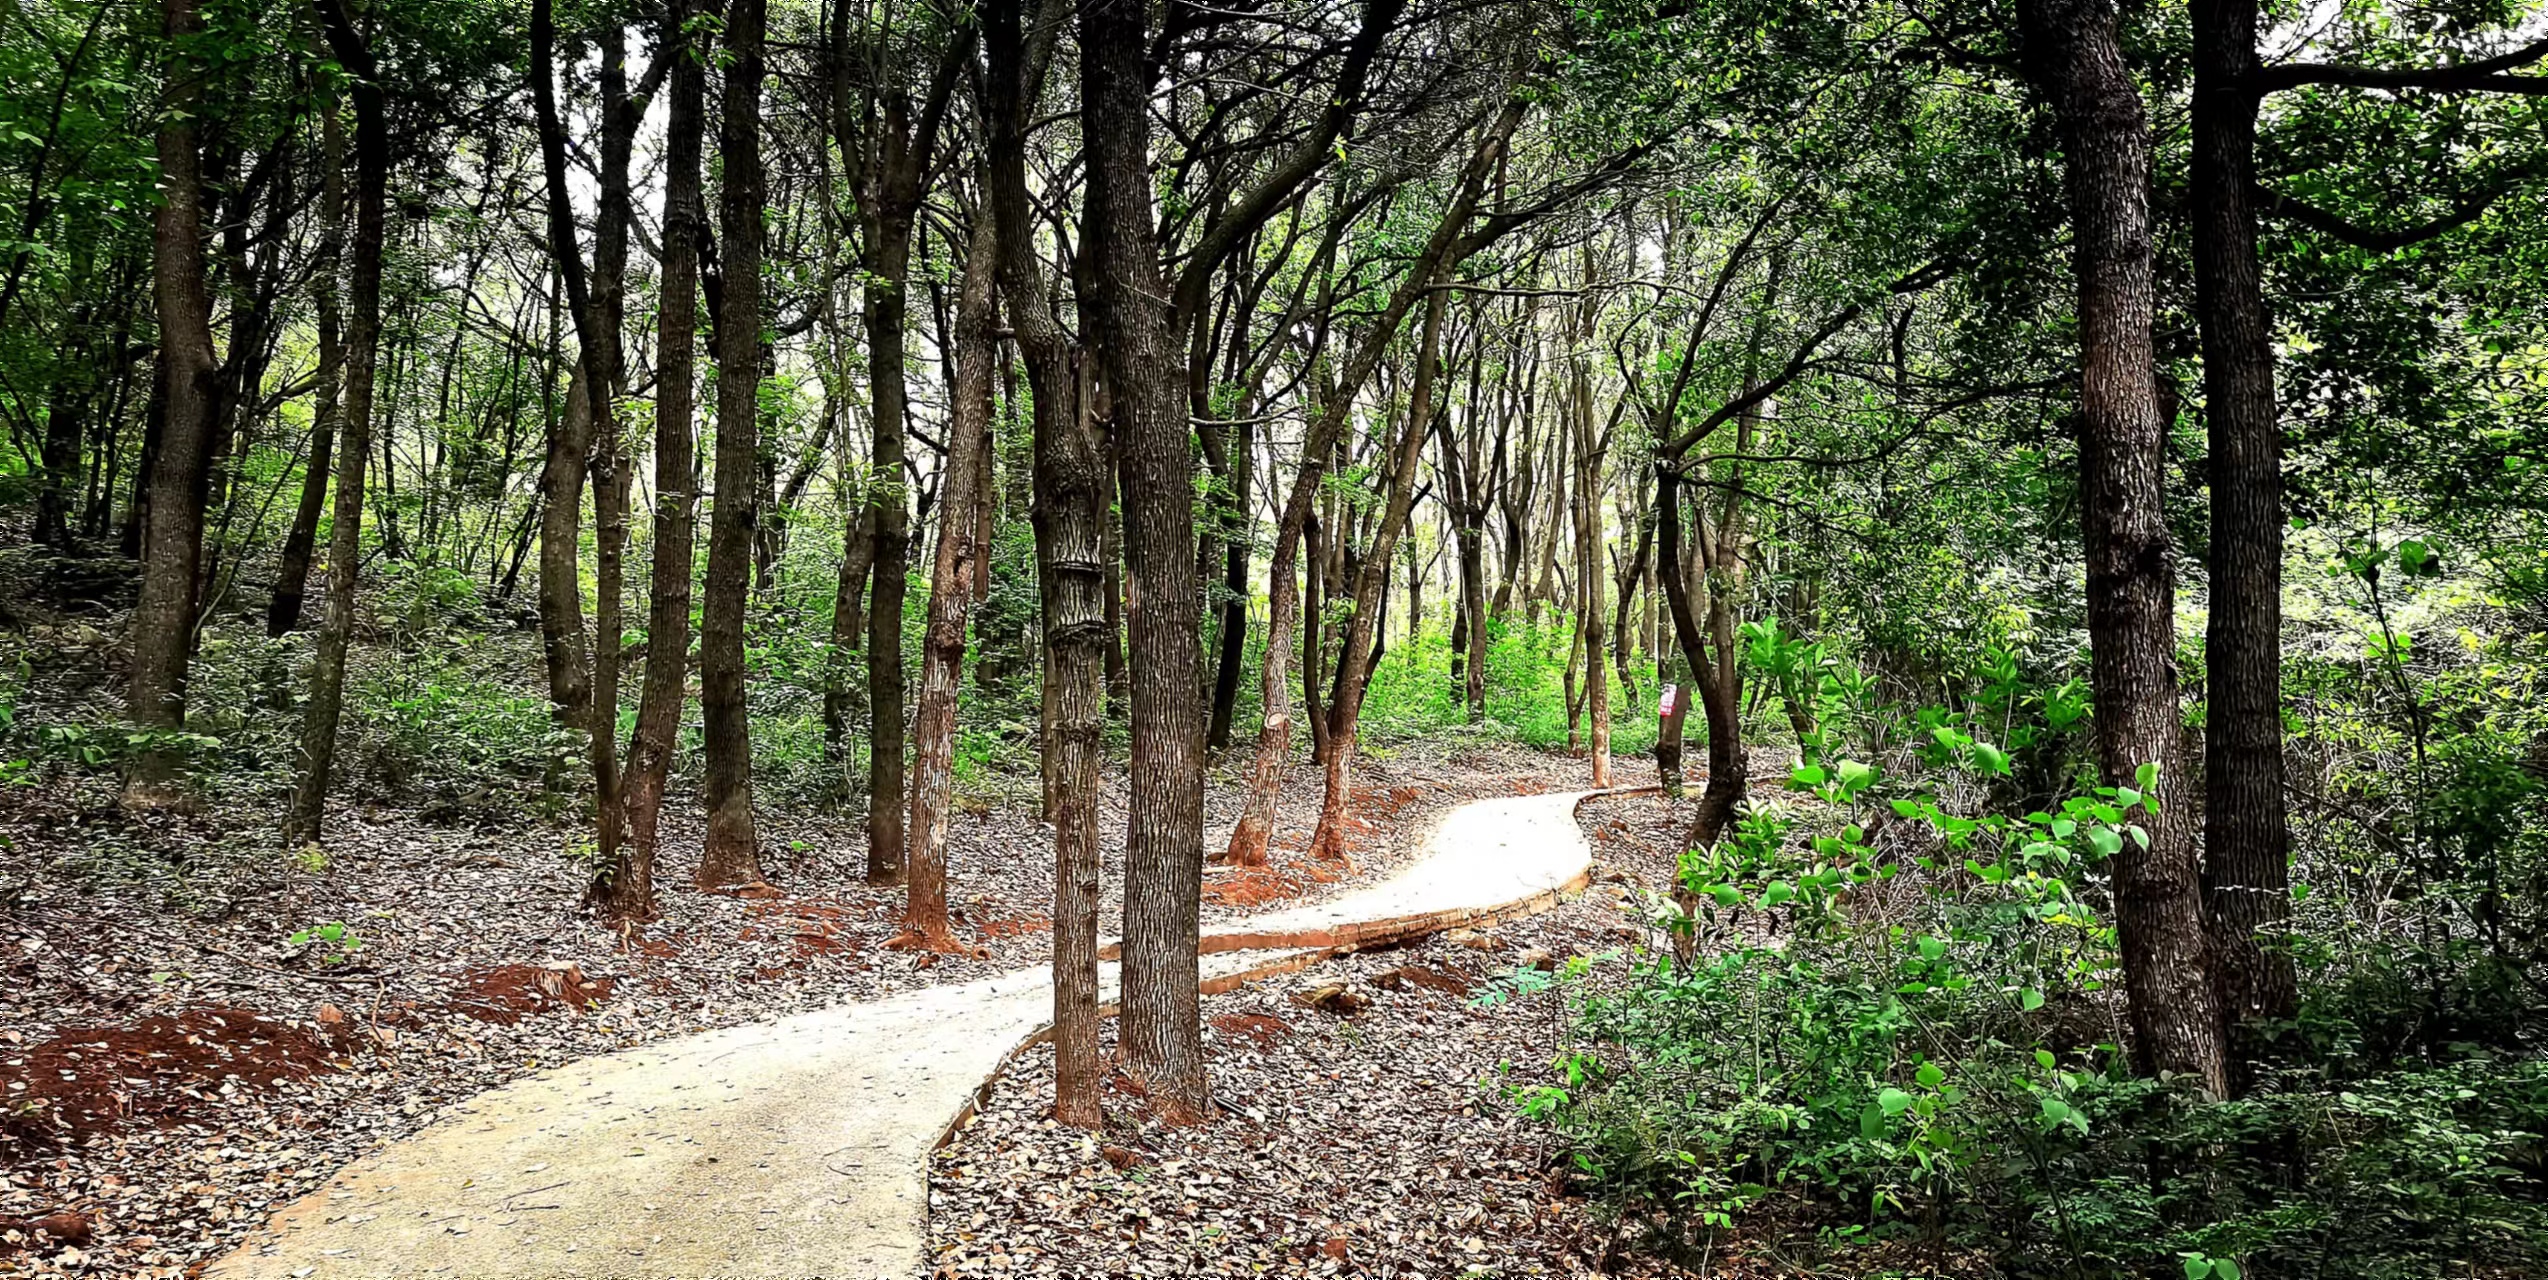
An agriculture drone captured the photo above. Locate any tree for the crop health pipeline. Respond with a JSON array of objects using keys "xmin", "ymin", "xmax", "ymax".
[
  {"xmin": 901, "ymin": 206, "xmax": 998, "ymax": 949},
  {"xmin": 696, "ymin": 0, "xmax": 767, "ymax": 890},
  {"xmin": 1079, "ymin": 0, "xmax": 1211, "ymax": 1119},
  {"xmin": 124, "ymin": 0, "xmax": 222, "ymax": 808},
  {"xmin": 985, "ymin": 0, "xmax": 1103, "ymax": 1127},
  {"xmin": 284, "ymin": 0, "xmax": 385, "ymax": 847},
  {"xmin": 2023, "ymin": 0, "xmax": 2229, "ymax": 1099},
  {"xmin": 602, "ymin": 0, "xmax": 708, "ymax": 920}
]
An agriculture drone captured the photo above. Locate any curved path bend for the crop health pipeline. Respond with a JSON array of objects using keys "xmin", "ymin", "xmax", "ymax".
[{"xmin": 208, "ymin": 789, "xmax": 1604, "ymax": 1280}]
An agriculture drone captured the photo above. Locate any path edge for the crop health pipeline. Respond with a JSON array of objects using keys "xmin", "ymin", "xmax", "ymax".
[{"xmin": 930, "ymin": 786, "xmax": 1651, "ymax": 1153}]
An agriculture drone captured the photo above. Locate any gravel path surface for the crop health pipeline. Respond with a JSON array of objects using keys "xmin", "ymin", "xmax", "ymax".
[
  {"xmin": 0, "ymin": 741, "xmax": 1574, "ymax": 1278},
  {"xmin": 187, "ymin": 783, "xmax": 1607, "ymax": 1279}
]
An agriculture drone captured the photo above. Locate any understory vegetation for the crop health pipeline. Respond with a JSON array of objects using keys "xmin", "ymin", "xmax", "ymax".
[{"xmin": 1526, "ymin": 571, "xmax": 2548, "ymax": 1276}]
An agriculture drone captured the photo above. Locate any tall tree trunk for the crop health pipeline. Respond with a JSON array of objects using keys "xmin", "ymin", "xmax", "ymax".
[
  {"xmin": 535, "ymin": 345, "xmax": 594, "ymax": 722},
  {"xmin": 602, "ymin": 0, "xmax": 707, "ymax": 919},
  {"xmin": 267, "ymin": 98, "xmax": 341, "ymax": 639},
  {"xmin": 1081, "ymin": 0, "xmax": 1210, "ymax": 1120},
  {"xmin": 696, "ymin": 0, "xmax": 767, "ymax": 889},
  {"xmin": 822, "ymin": 504, "xmax": 875, "ymax": 794},
  {"xmin": 2191, "ymin": 0, "xmax": 2298, "ymax": 1054},
  {"xmin": 1308, "ymin": 281, "xmax": 1448, "ymax": 861},
  {"xmin": 1569, "ymin": 287, "xmax": 1611, "ymax": 789},
  {"xmin": 283, "ymin": 0, "xmax": 383, "ymax": 846},
  {"xmin": 987, "ymin": 0, "xmax": 1099, "ymax": 1126},
  {"xmin": 124, "ymin": 0, "xmax": 221, "ymax": 808},
  {"xmin": 2025, "ymin": 0, "xmax": 2229, "ymax": 1098},
  {"xmin": 901, "ymin": 211, "xmax": 998, "ymax": 948},
  {"xmin": 535, "ymin": 0, "xmax": 638, "ymax": 901},
  {"xmin": 834, "ymin": 23, "xmax": 968, "ymax": 885}
]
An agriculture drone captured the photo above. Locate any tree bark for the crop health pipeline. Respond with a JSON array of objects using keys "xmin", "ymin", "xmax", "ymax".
[
  {"xmin": 987, "ymin": 0, "xmax": 1101, "ymax": 1127},
  {"xmin": 283, "ymin": 0, "xmax": 383, "ymax": 846},
  {"xmin": 1308, "ymin": 280, "xmax": 1449, "ymax": 861},
  {"xmin": 1081, "ymin": 0, "xmax": 1211, "ymax": 1120},
  {"xmin": 901, "ymin": 210, "xmax": 999, "ymax": 948},
  {"xmin": 266, "ymin": 97, "xmax": 341, "ymax": 639},
  {"xmin": 603, "ymin": 0, "xmax": 707, "ymax": 920},
  {"xmin": 1569, "ymin": 279, "xmax": 1611, "ymax": 789},
  {"xmin": 2191, "ymin": 0, "xmax": 2298, "ymax": 1053},
  {"xmin": 2025, "ymin": 0, "xmax": 2230, "ymax": 1098},
  {"xmin": 834, "ymin": 15, "xmax": 965, "ymax": 888},
  {"xmin": 124, "ymin": 0, "xmax": 221, "ymax": 808},
  {"xmin": 696, "ymin": 0, "xmax": 767, "ymax": 889}
]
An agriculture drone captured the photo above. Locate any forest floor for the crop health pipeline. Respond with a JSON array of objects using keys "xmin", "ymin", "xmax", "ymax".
[
  {"xmin": 0, "ymin": 737, "xmax": 1580, "ymax": 1278},
  {"xmin": 919, "ymin": 781, "xmax": 1796, "ymax": 1280}
]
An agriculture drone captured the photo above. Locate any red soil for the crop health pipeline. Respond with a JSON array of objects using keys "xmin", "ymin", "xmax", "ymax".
[{"xmin": 0, "ymin": 1008, "xmax": 342, "ymax": 1155}]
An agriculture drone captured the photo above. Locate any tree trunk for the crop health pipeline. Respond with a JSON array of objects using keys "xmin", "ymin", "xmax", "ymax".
[
  {"xmin": 267, "ymin": 105, "xmax": 341, "ymax": 640},
  {"xmin": 901, "ymin": 211, "xmax": 998, "ymax": 948},
  {"xmin": 1081, "ymin": 0, "xmax": 1210, "ymax": 1120},
  {"xmin": 696, "ymin": 0, "xmax": 767, "ymax": 889},
  {"xmin": 124, "ymin": 0, "xmax": 221, "ymax": 808},
  {"xmin": 602, "ymin": 0, "xmax": 707, "ymax": 920},
  {"xmin": 1309, "ymin": 281, "xmax": 1448, "ymax": 861},
  {"xmin": 1569, "ymin": 290, "xmax": 1611, "ymax": 789},
  {"xmin": 283, "ymin": 0, "xmax": 383, "ymax": 846},
  {"xmin": 986, "ymin": 0, "xmax": 1101, "ymax": 1125},
  {"xmin": 2191, "ymin": 0, "xmax": 2298, "ymax": 1053},
  {"xmin": 822, "ymin": 504, "xmax": 875, "ymax": 794},
  {"xmin": 536, "ymin": 355, "xmax": 594, "ymax": 724},
  {"xmin": 1205, "ymin": 409, "xmax": 1255, "ymax": 752},
  {"xmin": 2025, "ymin": 0, "xmax": 2230, "ymax": 1098}
]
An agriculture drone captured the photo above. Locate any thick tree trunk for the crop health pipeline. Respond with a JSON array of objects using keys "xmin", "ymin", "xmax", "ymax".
[
  {"xmin": 696, "ymin": 0, "xmax": 767, "ymax": 889},
  {"xmin": 901, "ymin": 213, "xmax": 999, "ymax": 948},
  {"xmin": 2025, "ymin": 0, "xmax": 2229, "ymax": 1098},
  {"xmin": 124, "ymin": 0, "xmax": 221, "ymax": 808},
  {"xmin": 602, "ymin": 0, "xmax": 707, "ymax": 920},
  {"xmin": 1082, "ymin": 0, "xmax": 1210, "ymax": 1119},
  {"xmin": 2191, "ymin": 0, "xmax": 2298, "ymax": 1053},
  {"xmin": 283, "ymin": 0, "xmax": 383, "ymax": 846}
]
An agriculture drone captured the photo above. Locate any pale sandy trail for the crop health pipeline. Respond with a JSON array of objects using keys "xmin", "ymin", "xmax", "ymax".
[{"xmin": 206, "ymin": 790, "xmax": 1603, "ymax": 1280}]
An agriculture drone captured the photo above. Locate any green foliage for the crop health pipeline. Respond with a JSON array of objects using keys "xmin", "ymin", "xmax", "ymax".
[{"xmin": 1516, "ymin": 653, "xmax": 2548, "ymax": 1278}]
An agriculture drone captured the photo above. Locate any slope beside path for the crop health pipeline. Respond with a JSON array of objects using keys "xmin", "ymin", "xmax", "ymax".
[{"xmin": 205, "ymin": 789, "xmax": 1604, "ymax": 1280}]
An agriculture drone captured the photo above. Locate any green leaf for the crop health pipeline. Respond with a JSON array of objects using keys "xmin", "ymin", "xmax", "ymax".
[
  {"xmin": 2021, "ymin": 988, "xmax": 2045, "ymax": 1012},
  {"xmin": 1878, "ymin": 1087, "xmax": 1914, "ymax": 1116},
  {"xmin": 2184, "ymin": 1258, "xmax": 2213, "ymax": 1280},
  {"xmin": 1915, "ymin": 1062, "xmax": 1944, "ymax": 1088}
]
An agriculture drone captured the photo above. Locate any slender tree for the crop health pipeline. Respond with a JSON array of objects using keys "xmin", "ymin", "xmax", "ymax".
[
  {"xmin": 902, "ymin": 207, "xmax": 998, "ymax": 949},
  {"xmin": 124, "ymin": 0, "xmax": 221, "ymax": 808},
  {"xmin": 284, "ymin": 0, "xmax": 385, "ymax": 846},
  {"xmin": 601, "ymin": 0, "xmax": 708, "ymax": 919},
  {"xmin": 696, "ymin": 0, "xmax": 767, "ymax": 889}
]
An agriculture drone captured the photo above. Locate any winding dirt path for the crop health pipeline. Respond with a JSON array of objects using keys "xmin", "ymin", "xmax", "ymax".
[{"xmin": 206, "ymin": 789, "xmax": 1605, "ymax": 1280}]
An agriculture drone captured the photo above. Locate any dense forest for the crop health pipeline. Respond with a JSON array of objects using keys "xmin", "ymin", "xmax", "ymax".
[{"xmin": 1, "ymin": 0, "xmax": 2546, "ymax": 1274}]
